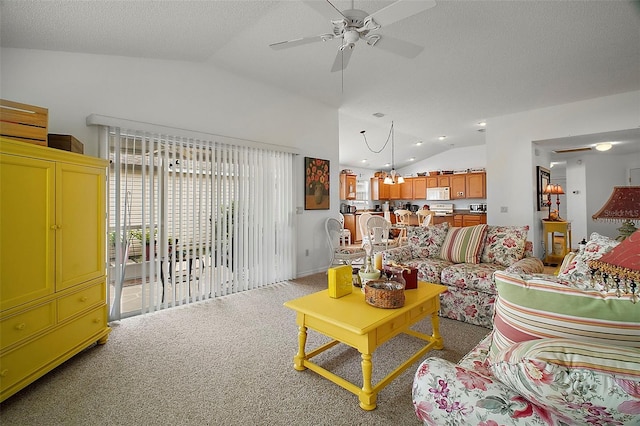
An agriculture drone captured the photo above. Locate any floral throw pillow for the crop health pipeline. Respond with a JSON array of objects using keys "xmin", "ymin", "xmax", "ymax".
[
  {"xmin": 480, "ymin": 225, "xmax": 529, "ymax": 267},
  {"xmin": 490, "ymin": 338, "xmax": 640, "ymax": 425},
  {"xmin": 407, "ymin": 222, "xmax": 449, "ymax": 259},
  {"xmin": 557, "ymin": 231, "xmax": 619, "ymax": 282}
]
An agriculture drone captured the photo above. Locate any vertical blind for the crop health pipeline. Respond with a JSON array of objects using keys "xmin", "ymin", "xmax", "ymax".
[{"xmin": 107, "ymin": 127, "xmax": 295, "ymax": 320}]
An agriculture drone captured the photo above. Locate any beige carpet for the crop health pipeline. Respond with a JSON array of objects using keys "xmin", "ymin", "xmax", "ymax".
[{"xmin": 0, "ymin": 274, "xmax": 490, "ymax": 426}]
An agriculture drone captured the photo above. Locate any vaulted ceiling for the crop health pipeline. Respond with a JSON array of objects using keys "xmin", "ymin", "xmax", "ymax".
[{"xmin": 2, "ymin": 0, "xmax": 639, "ymax": 169}]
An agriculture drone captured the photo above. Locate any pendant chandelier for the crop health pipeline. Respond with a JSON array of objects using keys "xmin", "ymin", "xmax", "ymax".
[{"xmin": 360, "ymin": 121, "xmax": 404, "ymax": 185}]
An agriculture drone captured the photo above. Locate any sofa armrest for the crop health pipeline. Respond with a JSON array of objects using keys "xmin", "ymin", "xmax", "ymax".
[
  {"xmin": 381, "ymin": 245, "xmax": 412, "ymax": 264},
  {"xmin": 413, "ymin": 358, "xmax": 559, "ymax": 425},
  {"xmin": 503, "ymin": 256, "xmax": 544, "ymax": 275}
]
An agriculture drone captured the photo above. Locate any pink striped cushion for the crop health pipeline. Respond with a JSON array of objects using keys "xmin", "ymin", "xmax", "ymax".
[
  {"xmin": 439, "ymin": 224, "xmax": 487, "ymax": 264},
  {"xmin": 489, "ymin": 271, "xmax": 640, "ymax": 361}
]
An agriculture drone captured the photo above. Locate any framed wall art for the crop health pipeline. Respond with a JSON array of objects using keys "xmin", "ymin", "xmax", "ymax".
[
  {"xmin": 304, "ymin": 157, "xmax": 330, "ymax": 210},
  {"xmin": 536, "ymin": 166, "xmax": 551, "ymax": 211}
]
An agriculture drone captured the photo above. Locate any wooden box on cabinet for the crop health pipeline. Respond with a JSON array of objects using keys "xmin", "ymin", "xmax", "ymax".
[
  {"xmin": 0, "ymin": 99, "xmax": 48, "ymax": 146},
  {"xmin": 0, "ymin": 138, "xmax": 110, "ymax": 402},
  {"xmin": 48, "ymin": 134, "xmax": 84, "ymax": 154}
]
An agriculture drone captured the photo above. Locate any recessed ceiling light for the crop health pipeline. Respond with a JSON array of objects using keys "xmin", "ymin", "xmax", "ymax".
[
  {"xmin": 372, "ymin": 112, "xmax": 385, "ymax": 118},
  {"xmin": 438, "ymin": 136, "xmax": 447, "ymax": 141},
  {"xmin": 595, "ymin": 142, "xmax": 613, "ymax": 152},
  {"xmin": 409, "ymin": 157, "xmax": 415, "ymax": 161},
  {"xmin": 416, "ymin": 141, "xmax": 423, "ymax": 146},
  {"xmin": 361, "ymin": 159, "xmax": 368, "ymax": 163},
  {"xmin": 478, "ymin": 121, "xmax": 486, "ymax": 127},
  {"xmin": 384, "ymin": 162, "xmax": 391, "ymax": 167}
]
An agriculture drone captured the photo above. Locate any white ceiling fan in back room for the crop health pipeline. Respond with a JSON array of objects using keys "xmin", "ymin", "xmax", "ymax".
[{"xmin": 269, "ymin": 0, "xmax": 436, "ymax": 72}]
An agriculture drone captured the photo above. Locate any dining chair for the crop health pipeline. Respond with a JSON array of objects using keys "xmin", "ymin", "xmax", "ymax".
[
  {"xmin": 366, "ymin": 215, "xmax": 397, "ymax": 253},
  {"xmin": 338, "ymin": 212, "xmax": 352, "ymax": 246},
  {"xmin": 325, "ymin": 217, "xmax": 366, "ymax": 267},
  {"xmin": 358, "ymin": 212, "xmax": 373, "ymax": 246},
  {"xmin": 416, "ymin": 209, "xmax": 434, "ymax": 227},
  {"xmin": 394, "ymin": 209, "xmax": 412, "ymax": 226}
]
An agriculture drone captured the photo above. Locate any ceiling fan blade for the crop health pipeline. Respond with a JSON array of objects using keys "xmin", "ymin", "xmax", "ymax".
[
  {"xmin": 372, "ymin": 35, "xmax": 423, "ymax": 58},
  {"xmin": 269, "ymin": 35, "xmax": 328, "ymax": 50},
  {"xmin": 367, "ymin": 0, "xmax": 436, "ymax": 27},
  {"xmin": 331, "ymin": 47, "xmax": 353, "ymax": 73},
  {"xmin": 303, "ymin": 0, "xmax": 346, "ymax": 20}
]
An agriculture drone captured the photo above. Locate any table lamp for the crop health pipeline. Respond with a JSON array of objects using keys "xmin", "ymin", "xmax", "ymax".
[
  {"xmin": 543, "ymin": 183, "xmax": 564, "ymax": 220},
  {"xmin": 592, "ymin": 186, "xmax": 640, "ymax": 240}
]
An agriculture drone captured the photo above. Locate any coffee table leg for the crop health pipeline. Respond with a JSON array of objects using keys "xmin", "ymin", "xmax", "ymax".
[
  {"xmin": 359, "ymin": 352, "xmax": 376, "ymax": 410},
  {"xmin": 431, "ymin": 311, "xmax": 444, "ymax": 350},
  {"xmin": 294, "ymin": 325, "xmax": 307, "ymax": 371}
]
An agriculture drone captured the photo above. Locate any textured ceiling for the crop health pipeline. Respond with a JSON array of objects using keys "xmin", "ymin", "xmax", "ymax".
[{"xmin": 2, "ymin": 0, "xmax": 639, "ymax": 170}]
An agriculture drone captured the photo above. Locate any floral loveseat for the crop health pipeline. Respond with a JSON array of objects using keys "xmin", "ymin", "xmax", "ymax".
[
  {"xmin": 382, "ymin": 223, "xmax": 544, "ymax": 328},
  {"xmin": 412, "ymin": 232, "xmax": 640, "ymax": 425}
]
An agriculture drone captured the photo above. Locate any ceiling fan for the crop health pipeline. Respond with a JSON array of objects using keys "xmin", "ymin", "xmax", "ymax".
[{"xmin": 269, "ymin": 0, "xmax": 436, "ymax": 72}]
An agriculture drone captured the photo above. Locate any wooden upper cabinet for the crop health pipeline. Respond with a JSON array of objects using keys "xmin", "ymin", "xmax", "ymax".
[
  {"xmin": 450, "ymin": 174, "xmax": 466, "ymax": 199},
  {"xmin": 426, "ymin": 176, "xmax": 439, "ymax": 188},
  {"xmin": 437, "ymin": 175, "xmax": 450, "ymax": 187},
  {"xmin": 400, "ymin": 177, "xmax": 413, "ymax": 199},
  {"xmin": 388, "ymin": 182, "xmax": 401, "ymax": 199},
  {"xmin": 412, "ymin": 177, "xmax": 427, "ymax": 199},
  {"xmin": 340, "ymin": 174, "xmax": 357, "ymax": 200},
  {"xmin": 370, "ymin": 177, "xmax": 390, "ymax": 200},
  {"xmin": 466, "ymin": 172, "xmax": 486, "ymax": 198}
]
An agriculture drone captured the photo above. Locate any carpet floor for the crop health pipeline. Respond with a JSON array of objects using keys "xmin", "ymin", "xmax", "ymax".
[{"xmin": 0, "ymin": 273, "xmax": 490, "ymax": 425}]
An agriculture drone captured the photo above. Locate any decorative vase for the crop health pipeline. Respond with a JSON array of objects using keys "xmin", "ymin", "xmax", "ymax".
[
  {"xmin": 314, "ymin": 184, "xmax": 324, "ymax": 205},
  {"xmin": 359, "ymin": 255, "xmax": 380, "ymax": 289}
]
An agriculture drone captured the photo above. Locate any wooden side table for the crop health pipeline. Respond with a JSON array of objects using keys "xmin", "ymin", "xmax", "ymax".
[{"xmin": 542, "ymin": 220, "xmax": 572, "ymax": 265}]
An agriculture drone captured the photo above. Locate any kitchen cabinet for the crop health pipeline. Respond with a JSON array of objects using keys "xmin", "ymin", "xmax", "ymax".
[
  {"xmin": 370, "ymin": 178, "xmax": 389, "ymax": 200},
  {"xmin": 0, "ymin": 138, "xmax": 110, "ymax": 402},
  {"xmin": 437, "ymin": 176, "xmax": 450, "ymax": 187},
  {"xmin": 388, "ymin": 182, "xmax": 401, "ymax": 199},
  {"xmin": 466, "ymin": 172, "xmax": 486, "ymax": 198},
  {"xmin": 343, "ymin": 214, "xmax": 356, "ymax": 243},
  {"xmin": 412, "ymin": 177, "xmax": 427, "ymax": 199},
  {"xmin": 400, "ymin": 177, "xmax": 413, "ymax": 199},
  {"xmin": 450, "ymin": 174, "xmax": 466, "ymax": 199},
  {"xmin": 340, "ymin": 174, "xmax": 357, "ymax": 200},
  {"xmin": 433, "ymin": 216, "xmax": 454, "ymax": 226},
  {"xmin": 455, "ymin": 213, "xmax": 487, "ymax": 227},
  {"xmin": 426, "ymin": 176, "xmax": 439, "ymax": 188}
]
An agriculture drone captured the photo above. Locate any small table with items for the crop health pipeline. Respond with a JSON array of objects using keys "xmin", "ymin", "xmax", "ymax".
[
  {"xmin": 542, "ymin": 220, "xmax": 572, "ymax": 266},
  {"xmin": 283, "ymin": 281, "xmax": 447, "ymax": 410}
]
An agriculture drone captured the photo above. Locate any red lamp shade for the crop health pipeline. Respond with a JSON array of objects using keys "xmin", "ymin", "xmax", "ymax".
[
  {"xmin": 592, "ymin": 186, "xmax": 640, "ymax": 222},
  {"xmin": 589, "ymin": 229, "xmax": 640, "ymax": 302}
]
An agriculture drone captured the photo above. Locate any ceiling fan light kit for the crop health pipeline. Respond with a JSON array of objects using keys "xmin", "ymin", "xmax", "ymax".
[{"xmin": 269, "ymin": 0, "xmax": 436, "ymax": 72}]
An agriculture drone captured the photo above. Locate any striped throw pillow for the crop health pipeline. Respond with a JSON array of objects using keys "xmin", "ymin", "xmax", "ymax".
[
  {"xmin": 490, "ymin": 271, "xmax": 640, "ymax": 361},
  {"xmin": 490, "ymin": 338, "xmax": 640, "ymax": 425},
  {"xmin": 439, "ymin": 224, "xmax": 487, "ymax": 264}
]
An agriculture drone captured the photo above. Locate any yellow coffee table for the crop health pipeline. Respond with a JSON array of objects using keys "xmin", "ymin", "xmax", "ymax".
[{"xmin": 284, "ymin": 281, "xmax": 447, "ymax": 410}]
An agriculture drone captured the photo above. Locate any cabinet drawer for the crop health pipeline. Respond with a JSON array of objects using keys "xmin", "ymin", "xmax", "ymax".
[
  {"xmin": 0, "ymin": 305, "xmax": 107, "ymax": 398},
  {"xmin": 57, "ymin": 281, "xmax": 106, "ymax": 322},
  {"xmin": 0, "ymin": 302, "xmax": 55, "ymax": 350},
  {"xmin": 376, "ymin": 315, "xmax": 407, "ymax": 345},
  {"xmin": 410, "ymin": 300, "xmax": 437, "ymax": 320}
]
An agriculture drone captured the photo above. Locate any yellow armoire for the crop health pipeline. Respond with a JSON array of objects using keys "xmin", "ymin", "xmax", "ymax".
[{"xmin": 0, "ymin": 138, "xmax": 110, "ymax": 402}]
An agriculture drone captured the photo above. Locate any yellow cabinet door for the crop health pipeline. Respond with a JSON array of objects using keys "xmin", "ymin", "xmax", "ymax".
[
  {"xmin": 56, "ymin": 163, "xmax": 106, "ymax": 292},
  {"xmin": 0, "ymin": 154, "xmax": 55, "ymax": 311}
]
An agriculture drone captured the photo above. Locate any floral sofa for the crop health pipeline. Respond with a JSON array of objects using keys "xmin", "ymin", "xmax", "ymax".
[
  {"xmin": 381, "ymin": 223, "xmax": 544, "ymax": 328},
  {"xmin": 412, "ymin": 232, "xmax": 640, "ymax": 425}
]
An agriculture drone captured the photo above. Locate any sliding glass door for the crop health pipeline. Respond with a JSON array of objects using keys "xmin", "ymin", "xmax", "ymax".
[{"xmin": 106, "ymin": 128, "xmax": 295, "ymax": 320}]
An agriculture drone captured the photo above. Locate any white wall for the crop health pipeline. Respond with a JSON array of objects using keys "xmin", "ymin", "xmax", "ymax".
[
  {"xmin": 0, "ymin": 47, "xmax": 338, "ymax": 277},
  {"xmin": 487, "ymin": 90, "xmax": 640, "ymax": 257}
]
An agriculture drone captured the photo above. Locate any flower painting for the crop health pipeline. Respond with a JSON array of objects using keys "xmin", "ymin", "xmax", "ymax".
[{"xmin": 305, "ymin": 157, "xmax": 330, "ymax": 210}]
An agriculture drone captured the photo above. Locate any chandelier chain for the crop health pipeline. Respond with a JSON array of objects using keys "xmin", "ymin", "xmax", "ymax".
[{"xmin": 361, "ymin": 122, "xmax": 394, "ymax": 155}]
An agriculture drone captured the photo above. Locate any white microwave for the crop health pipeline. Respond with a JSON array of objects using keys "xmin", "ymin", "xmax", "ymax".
[{"xmin": 426, "ymin": 187, "xmax": 450, "ymax": 201}]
